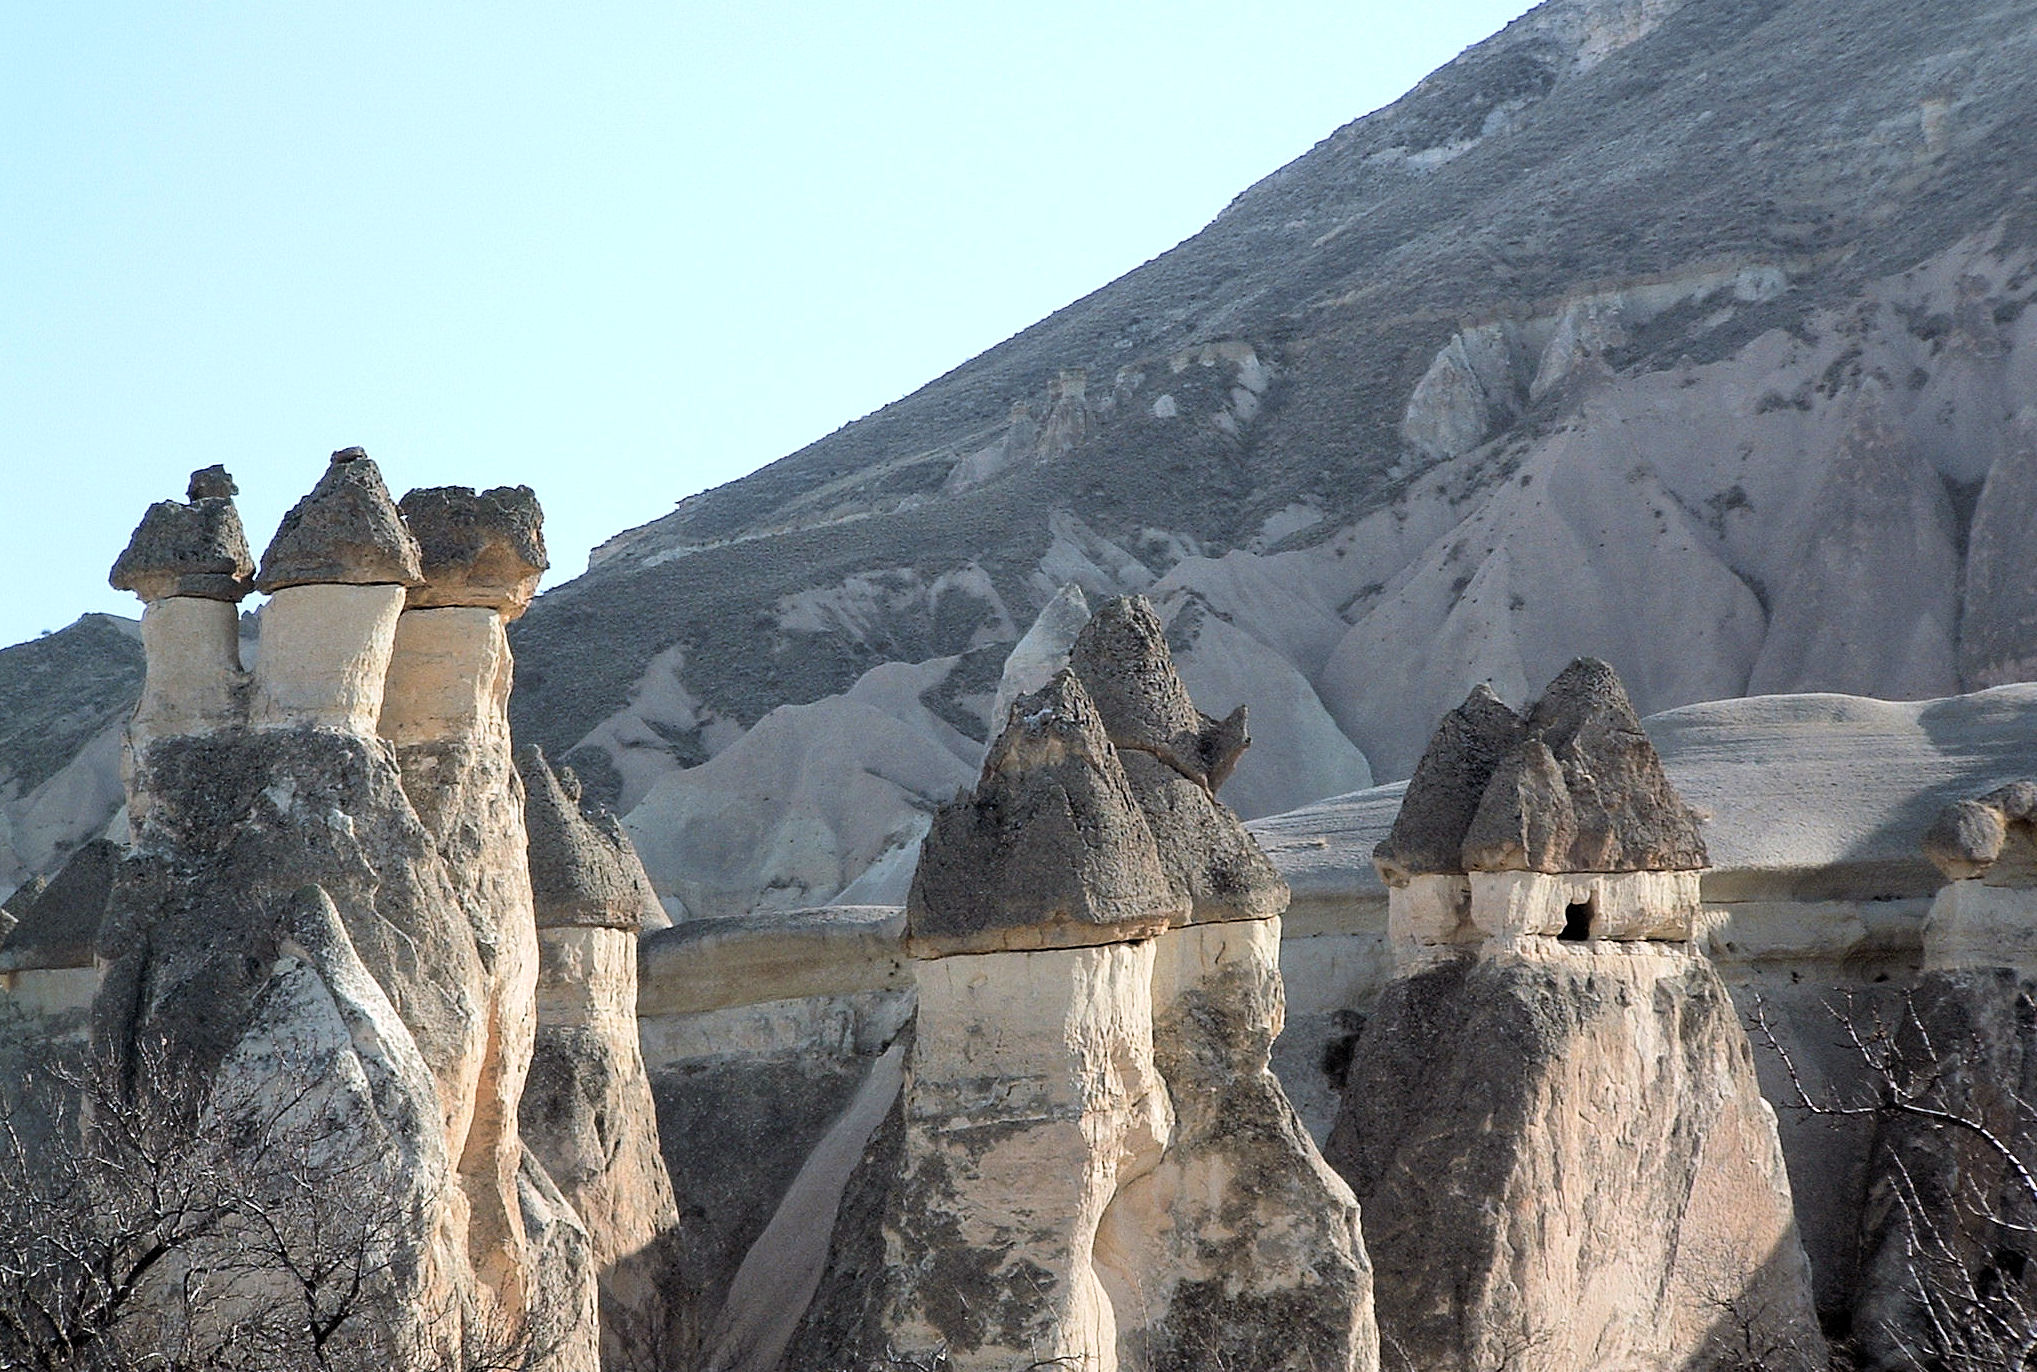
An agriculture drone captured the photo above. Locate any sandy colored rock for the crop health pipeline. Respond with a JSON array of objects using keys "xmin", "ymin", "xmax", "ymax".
[
  {"xmin": 128, "ymin": 596, "xmax": 245, "ymax": 765},
  {"xmin": 108, "ymin": 468, "xmax": 255, "ymax": 603},
  {"xmin": 1100, "ymin": 918, "xmax": 1378, "ymax": 1372},
  {"xmin": 1325, "ymin": 946, "xmax": 1825, "ymax": 1372},
  {"xmin": 906, "ymin": 670, "xmax": 1179, "ymax": 954},
  {"xmin": 251, "ymin": 583, "xmax": 408, "ymax": 731},
  {"xmin": 881, "ymin": 940, "xmax": 1172, "ymax": 1371},
  {"xmin": 1923, "ymin": 797, "xmax": 2010, "ymax": 880},
  {"xmin": 401, "ymin": 485, "xmax": 549, "ymax": 618},
  {"xmin": 1372, "ymin": 684, "xmax": 1522, "ymax": 884},
  {"xmin": 254, "ymin": 448, "xmax": 423, "ymax": 593}
]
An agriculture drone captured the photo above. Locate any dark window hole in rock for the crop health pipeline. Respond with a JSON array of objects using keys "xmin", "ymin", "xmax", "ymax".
[{"xmin": 1559, "ymin": 897, "xmax": 1595, "ymax": 943}]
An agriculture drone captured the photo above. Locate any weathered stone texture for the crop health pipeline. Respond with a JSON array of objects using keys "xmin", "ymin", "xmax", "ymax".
[
  {"xmin": 0, "ymin": 837, "xmax": 118, "ymax": 973},
  {"xmin": 519, "ymin": 745, "xmax": 661, "ymax": 931},
  {"xmin": 401, "ymin": 485, "xmax": 549, "ymax": 617},
  {"xmin": 1325, "ymin": 949, "xmax": 1824, "ymax": 1372},
  {"xmin": 1068, "ymin": 596, "xmax": 1286, "ymax": 924},
  {"xmin": 108, "ymin": 468, "xmax": 255, "ymax": 603},
  {"xmin": 1373, "ymin": 684, "xmax": 1524, "ymax": 885},
  {"xmin": 907, "ymin": 670, "xmax": 1179, "ymax": 954},
  {"xmin": 254, "ymin": 448, "xmax": 424, "ymax": 592}
]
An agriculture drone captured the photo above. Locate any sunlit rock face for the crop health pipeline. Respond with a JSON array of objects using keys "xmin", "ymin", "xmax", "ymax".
[
  {"xmin": 85, "ymin": 454, "xmax": 600, "ymax": 1371},
  {"xmin": 789, "ymin": 596, "xmax": 1376, "ymax": 1372},
  {"xmin": 1326, "ymin": 660, "xmax": 1823, "ymax": 1372}
]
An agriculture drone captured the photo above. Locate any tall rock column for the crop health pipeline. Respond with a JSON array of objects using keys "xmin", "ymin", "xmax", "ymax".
[
  {"xmin": 1072, "ymin": 597, "xmax": 1376, "ymax": 1372},
  {"xmin": 885, "ymin": 669, "xmax": 1179, "ymax": 1371},
  {"xmin": 517, "ymin": 744, "xmax": 687, "ymax": 1369},
  {"xmin": 93, "ymin": 453, "xmax": 598, "ymax": 1371},
  {"xmin": 106, "ymin": 464, "xmax": 255, "ymax": 810},
  {"xmin": 381, "ymin": 484, "xmax": 549, "ymax": 1313},
  {"xmin": 1328, "ymin": 660, "xmax": 1825, "ymax": 1372}
]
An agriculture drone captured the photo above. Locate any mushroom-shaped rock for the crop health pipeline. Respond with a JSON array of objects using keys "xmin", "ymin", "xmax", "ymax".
[
  {"xmin": 1373, "ymin": 684, "xmax": 1524, "ymax": 884},
  {"xmin": 255, "ymin": 448, "xmax": 423, "ymax": 592},
  {"xmin": 0, "ymin": 838, "xmax": 120, "ymax": 973},
  {"xmin": 907, "ymin": 669, "xmax": 1180, "ymax": 954},
  {"xmin": 399, "ymin": 485, "xmax": 548, "ymax": 617},
  {"xmin": 519, "ymin": 745, "xmax": 663, "ymax": 930},
  {"xmin": 1461, "ymin": 658, "xmax": 1706, "ymax": 873},
  {"xmin": 109, "ymin": 467, "xmax": 256, "ymax": 603},
  {"xmin": 1066, "ymin": 596, "xmax": 1286, "ymax": 923}
]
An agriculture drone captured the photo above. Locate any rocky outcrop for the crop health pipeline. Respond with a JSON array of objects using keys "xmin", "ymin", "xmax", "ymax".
[
  {"xmin": 88, "ymin": 456, "xmax": 600, "ymax": 1370},
  {"xmin": 1846, "ymin": 785, "xmax": 2037, "ymax": 1368},
  {"xmin": 517, "ymin": 745, "xmax": 687, "ymax": 1369},
  {"xmin": 800, "ymin": 596, "xmax": 1374, "ymax": 1372},
  {"xmin": 1327, "ymin": 660, "xmax": 1822, "ymax": 1371}
]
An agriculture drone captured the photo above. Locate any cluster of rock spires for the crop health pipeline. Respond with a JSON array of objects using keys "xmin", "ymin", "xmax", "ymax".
[
  {"xmin": 794, "ymin": 597, "xmax": 1372, "ymax": 1371},
  {"xmin": 6, "ymin": 452, "xmax": 687, "ymax": 1370},
  {"xmin": 9, "ymin": 456, "xmax": 2037, "ymax": 1372}
]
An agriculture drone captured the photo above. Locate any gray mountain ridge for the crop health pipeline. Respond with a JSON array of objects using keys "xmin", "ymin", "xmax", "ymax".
[{"xmin": 8, "ymin": 0, "xmax": 2037, "ymax": 915}]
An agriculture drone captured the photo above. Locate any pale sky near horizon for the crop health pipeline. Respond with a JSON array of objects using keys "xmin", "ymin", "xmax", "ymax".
[{"xmin": 1, "ymin": 2, "xmax": 1538, "ymax": 650}]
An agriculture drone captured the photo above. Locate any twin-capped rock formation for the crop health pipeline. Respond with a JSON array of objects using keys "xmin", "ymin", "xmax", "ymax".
[
  {"xmin": 85, "ymin": 452, "xmax": 632, "ymax": 1369},
  {"xmin": 1330, "ymin": 660, "xmax": 1825, "ymax": 1371},
  {"xmin": 794, "ymin": 596, "xmax": 1375, "ymax": 1372}
]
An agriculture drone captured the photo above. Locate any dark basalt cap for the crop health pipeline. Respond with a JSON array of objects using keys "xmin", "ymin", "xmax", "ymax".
[
  {"xmin": 1460, "ymin": 658, "xmax": 1707, "ymax": 873},
  {"xmin": 254, "ymin": 448, "xmax": 424, "ymax": 593},
  {"xmin": 907, "ymin": 670, "xmax": 1180, "ymax": 955},
  {"xmin": 1068, "ymin": 596, "xmax": 1248, "ymax": 787},
  {"xmin": 0, "ymin": 839, "xmax": 120, "ymax": 973},
  {"xmin": 1373, "ymin": 684, "xmax": 1524, "ymax": 885},
  {"xmin": 518, "ymin": 744, "xmax": 662, "ymax": 929},
  {"xmin": 1923, "ymin": 781, "xmax": 2037, "ymax": 882},
  {"xmin": 108, "ymin": 468, "xmax": 256, "ymax": 603},
  {"xmin": 398, "ymin": 485, "xmax": 548, "ymax": 618},
  {"xmin": 1064, "ymin": 595, "xmax": 1284, "ymax": 922}
]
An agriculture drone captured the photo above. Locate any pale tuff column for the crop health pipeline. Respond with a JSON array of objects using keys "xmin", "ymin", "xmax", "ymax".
[
  {"xmin": 378, "ymin": 484, "xmax": 555, "ymax": 1330},
  {"xmin": 883, "ymin": 670, "xmax": 1181, "ymax": 1371},
  {"xmin": 518, "ymin": 742, "xmax": 681, "ymax": 1369},
  {"xmin": 248, "ymin": 446, "xmax": 424, "ymax": 733},
  {"xmin": 109, "ymin": 464, "xmax": 256, "ymax": 805},
  {"xmin": 892, "ymin": 943, "xmax": 1170, "ymax": 1372}
]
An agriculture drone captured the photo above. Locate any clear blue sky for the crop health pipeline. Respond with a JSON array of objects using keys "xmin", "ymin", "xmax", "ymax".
[{"xmin": 1, "ymin": 2, "xmax": 1537, "ymax": 649}]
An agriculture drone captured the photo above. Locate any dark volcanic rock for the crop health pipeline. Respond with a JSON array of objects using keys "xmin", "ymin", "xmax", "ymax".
[
  {"xmin": 1461, "ymin": 658, "xmax": 1707, "ymax": 873},
  {"xmin": 905, "ymin": 669, "xmax": 1178, "ymax": 953},
  {"xmin": 399, "ymin": 485, "xmax": 548, "ymax": 617},
  {"xmin": 254, "ymin": 448, "xmax": 423, "ymax": 592},
  {"xmin": 1373, "ymin": 684, "xmax": 1524, "ymax": 883},
  {"xmin": 518, "ymin": 744, "xmax": 661, "ymax": 930},
  {"xmin": 108, "ymin": 469, "xmax": 255, "ymax": 603},
  {"xmin": 0, "ymin": 838, "xmax": 120, "ymax": 973},
  {"xmin": 1068, "ymin": 595, "xmax": 1287, "ymax": 923}
]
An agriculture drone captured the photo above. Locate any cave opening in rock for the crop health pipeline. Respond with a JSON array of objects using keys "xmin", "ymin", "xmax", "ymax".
[{"xmin": 1559, "ymin": 897, "xmax": 1595, "ymax": 942}]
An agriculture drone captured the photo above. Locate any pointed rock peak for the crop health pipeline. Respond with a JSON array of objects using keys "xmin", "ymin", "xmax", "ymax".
[
  {"xmin": 988, "ymin": 583, "xmax": 1092, "ymax": 735},
  {"xmin": 517, "ymin": 744, "xmax": 663, "ymax": 930},
  {"xmin": 1069, "ymin": 593, "xmax": 1251, "ymax": 790},
  {"xmin": 399, "ymin": 485, "xmax": 548, "ymax": 618},
  {"xmin": 1463, "ymin": 658, "xmax": 1705, "ymax": 873},
  {"xmin": 1525, "ymin": 656, "xmax": 1640, "ymax": 745},
  {"xmin": 1373, "ymin": 683, "xmax": 1525, "ymax": 884},
  {"xmin": 0, "ymin": 837, "xmax": 120, "ymax": 973},
  {"xmin": 109, "ymin": 467, "xmax": 257, "ymax": 603},
  {"xmin": 1069, "ymin": 595, "xmax": 1204, "ymax": 753},
  {"xmin": 254, "ymin": 449, "xmax": 424, "ymax": 593},
  {"xmin": 909, "ymin": 669, "xmax": 1179, "ymax": 955}
]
